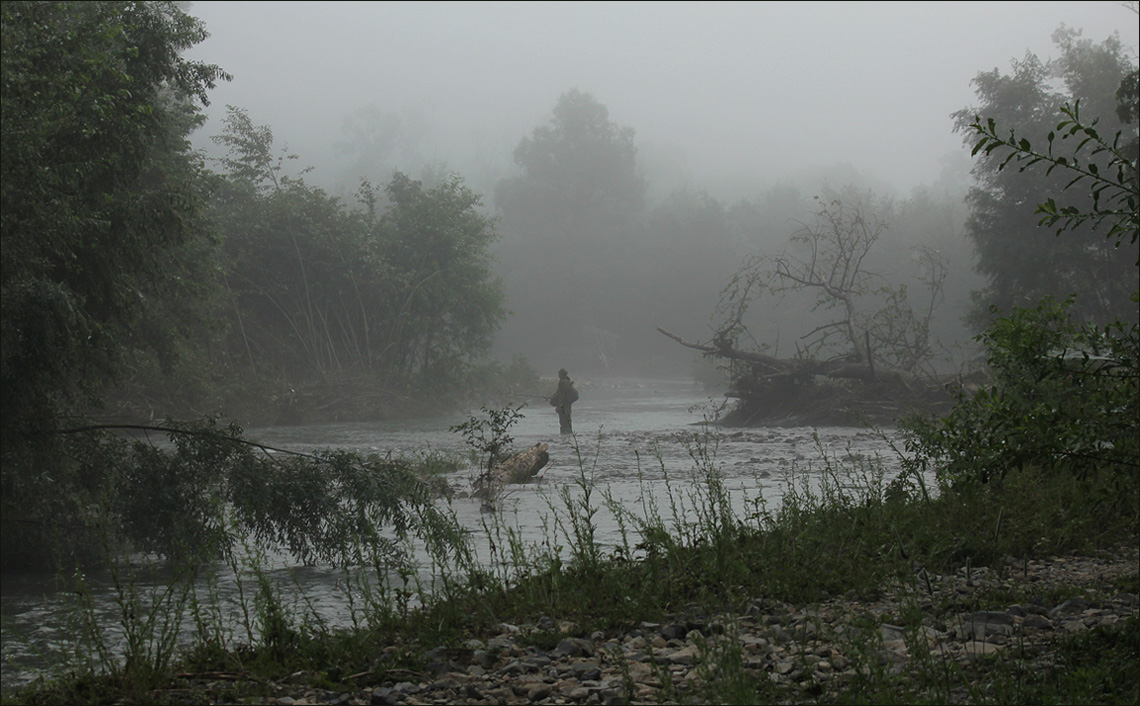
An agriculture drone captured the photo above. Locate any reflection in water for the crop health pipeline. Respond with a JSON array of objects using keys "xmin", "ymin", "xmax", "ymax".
[{"xmin": 1, "ymin": 378, "xmax": 910, "ymax": 693}]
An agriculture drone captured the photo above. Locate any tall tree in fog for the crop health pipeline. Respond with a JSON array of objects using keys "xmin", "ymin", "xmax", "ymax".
[
  {"xmin": 954, "ymin": 27, "xmax": 1138, "ymax": 327},
  {"xmin": 334, "ymin": 104, "xmax": 431, "ymax": 194},
  {"xmin": 632, "ymin": 189, "xmax": 740, "ymax": 362},
  {"xmin": 495, "ymin": 90, "xmax": 646, "ymax": 371}
]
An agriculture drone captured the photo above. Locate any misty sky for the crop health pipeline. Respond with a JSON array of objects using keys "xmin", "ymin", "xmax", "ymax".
[{"xmin": 184, "ymin": 1, "xmax": 1138, "ymax": 198}]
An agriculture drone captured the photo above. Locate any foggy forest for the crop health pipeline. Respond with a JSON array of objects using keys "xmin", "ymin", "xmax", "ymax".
[
  {"xmin": 2, "ymin": 2, "xmax": 1139, "ymax": 703},
  {"xmin": 3, "ymin": 0, "xmax": 1138, "ymax": 547},
  {"xmin": 175, "ymin": 1, "xmax": 1138, "ymax": 382}
]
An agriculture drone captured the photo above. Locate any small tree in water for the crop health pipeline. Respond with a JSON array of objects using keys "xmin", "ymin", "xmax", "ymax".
[{"xmin": 450, "ymin": 404, "xmax": 526, "ymax": 478}]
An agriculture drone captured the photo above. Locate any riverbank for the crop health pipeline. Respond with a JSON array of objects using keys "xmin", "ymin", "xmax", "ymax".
[
  {"xmin": 119, "ymin": 547, "xmax": 1138, "ymax": 705},
  {"xmin": 8, "ymin": 458, "xmax": 1137, "ymax": 706}
]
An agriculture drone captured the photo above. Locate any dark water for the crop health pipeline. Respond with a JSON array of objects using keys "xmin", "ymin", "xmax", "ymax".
[{"xmin": 1, "ymin": 377, "xmax": 909, "ymax": 693}]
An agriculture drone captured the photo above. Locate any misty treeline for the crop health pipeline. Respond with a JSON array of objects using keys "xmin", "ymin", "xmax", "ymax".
[
  {"xmin": 651, "ymin": 24, "xmax": 1138, "ymax": 424},
  {"xmin": 491, "ymin": 93, "xmax": 981, "ymax": 379},
  {"xmin": 0, "ymin": 2, "xmax": 498, "ymax": 570},
  {"xmin": 1, "ymin": 1, "xmax": 1136, "ymax": 570},
  {"xmin": 481, "ymin": 26, "xmax": 1136, "ymax": 427}
]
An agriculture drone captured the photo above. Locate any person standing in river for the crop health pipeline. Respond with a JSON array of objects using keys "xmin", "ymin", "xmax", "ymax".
[{"xmin": 548, "ymin": 368, "xmax": 579, "ymax": 435}]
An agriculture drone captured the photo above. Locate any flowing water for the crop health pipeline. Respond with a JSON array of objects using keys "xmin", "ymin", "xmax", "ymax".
[{"xmin": 0, "ymin": 377, "xmax": 911, "ymax": 693}]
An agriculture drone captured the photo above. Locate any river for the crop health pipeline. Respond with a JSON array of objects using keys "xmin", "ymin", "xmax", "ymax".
[{"xmin": 0, "ymin": 377, "xmax": 910, "ymax": 694}]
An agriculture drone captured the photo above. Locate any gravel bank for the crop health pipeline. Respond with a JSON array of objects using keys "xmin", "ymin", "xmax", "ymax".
[{"xmin": 151, "ymin": 546, "xmax": 1138, "ymax": 705}]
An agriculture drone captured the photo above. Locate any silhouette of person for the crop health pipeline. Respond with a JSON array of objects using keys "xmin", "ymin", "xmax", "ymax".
[{"xmin": 548, "ymin": 368, "xmax": 578, "ymax": 434}]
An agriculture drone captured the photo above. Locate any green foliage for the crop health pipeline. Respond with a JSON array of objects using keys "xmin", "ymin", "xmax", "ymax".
[
  {"xmin": 930, "ymin": 20, "xmax": 1140, "ymax": 505},
  {"xmin": 7, "ymin": 424, "xmax": 1138, "ymax": 704},
  {"xmin": 450, "ymin": 404, "xmax": 526, "ymax": 475},
  {"xmin": 970, "ymin": 100, "xmax": 1139, "ymax": 257},
  {"xmin": 1031, "ymin": 615, "xmax": 1140, "ymax": 705},
  {"xmin": 953, "ymin": 28, "xmax": 1138, "ymax": 327},
  {"xmin": 1, "ymin": 0, "xmax": 229, "ymax": 441},
  {"xmin": 212, "ymin": 107, "xmax": 505, "ymax": 395},
  {"xmin": 463, "ymin": 354, "xmax": 544, "ymax": 403},
  {"xmin": 901, "ymin": 297, "xmax": 1139, "ymax": 488},
  {"xmin": 378, "ymin": 172, "xmax": 506, "ymax": 388},
  {"xmin": 0, "ymin": 1, "xmax": 236, "ymax": 568},
  {"xmin": 1, "ymin": 5, "xmax": 508, "ymax": 571},
  {"xmin": 3, "ymin": 419, "xmax": 469, "ymax": 570}
]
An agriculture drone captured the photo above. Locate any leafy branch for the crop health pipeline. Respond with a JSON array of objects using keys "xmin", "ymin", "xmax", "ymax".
[{"xmin": 969, "ymin": 101, "xmax": 1139, "ymax": 251}]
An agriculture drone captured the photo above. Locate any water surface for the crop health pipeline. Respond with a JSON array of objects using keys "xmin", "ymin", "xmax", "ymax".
[{"xmin": 1, "ymin": 377, "xmax": 907, "ymax": 693}]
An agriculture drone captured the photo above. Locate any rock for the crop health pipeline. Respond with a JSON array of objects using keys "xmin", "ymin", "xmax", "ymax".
[
  {"xmin": 664, "ymin": 645, "xmax": 700, "ymax": 665},
  {"xmin": 964, "ymin": 611, "xmax": 1015, "ymax": 639},
  {"xmin": 1052, "ymin": 597, "xmax": 1092, "ymax": 615},
  {"xmin": 552, "ymin": 637, "xmax": 594, "ymax": 658},
  {"xmin": 179, "ymin": 547, "xmax": 1139, "ymax": 706},
  {"xmin": 962, "ymin": 640, "xmax": 1005, "ymax": 659},
  {"xmin": 570, "ymin": 662, "xmax": 602, "ymax": 680},
  {"xmin": 1062, "ymin": 619, "xmax": 1089, "ymax": 634},
  {"xmin": 879, "ymin": 623, "xmax": 906, "ymax": 641},
  {"xmin": 527, "ymin": 683, "xmax": 553, "ymax": 700},
  {"xmin": 565, "ymin": 685, "xmax": 591, "ymax": 700},
  {"xmin": 1023, "ymin": 614, "xmax": 1053, "ymax": 630},
  {"xmin": 473, "ymin": 443, "xmax": 549, "ymax": 497},
  {"xmin": 472, "ymin": 649, "xmax": 496, "ymax": 668},
  {"xmin": 370, "ymin": 687, "xmax": 400, "ymax": 705}
]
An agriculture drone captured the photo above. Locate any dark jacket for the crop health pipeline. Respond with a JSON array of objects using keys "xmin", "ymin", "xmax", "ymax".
[{"xmin": 549, "ymin": 377, "xmax": 578, "ymax": 407}]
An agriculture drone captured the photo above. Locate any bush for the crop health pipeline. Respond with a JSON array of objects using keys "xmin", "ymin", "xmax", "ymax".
[{"xmin": 901, "ymin": 296, "xmax": 1138, "ymax": 493}]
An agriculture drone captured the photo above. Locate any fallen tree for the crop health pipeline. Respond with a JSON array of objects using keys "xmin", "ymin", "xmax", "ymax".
[
  {"xmin": 658, "ymin": 326, "xmax": 958, "ymax": 427},
  {"xmin": 662, "ymin": 192, "xmax": 967, "ymax": 427}
]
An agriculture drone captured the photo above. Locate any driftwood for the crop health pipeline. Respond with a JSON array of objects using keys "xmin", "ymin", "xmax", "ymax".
[
  {"xmin": 657, "ymin": 326, "xmax": 956, "ymax": 426},
  {"xmin": 656, "ymin": 327, "xmax": 918, "ymax": 387},
  {"xmin": 473, "ymin": 443, "xmax": 550, "ymax": 498}
]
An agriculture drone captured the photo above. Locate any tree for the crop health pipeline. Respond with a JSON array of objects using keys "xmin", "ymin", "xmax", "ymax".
[
  {"xmin": 902, "ymin": 20, "xmax": 1139, "ymax": 494},
  {"xmin": 494, "ymin": 89, "xmax": 647, "ymax": 371},
  {"xmin": 334, "ymin": 103, "xmax": 432, "ymax": 195},
  {"xmin": 1, "ymin": 0, "xmax": 229, "ymax": 567},
  {"xmin": 497, "ymin": 89, "xmax": 645, "ymax": 242},
  {"xmin": 211, "ymin": 107, "xmax": 505, "ymax": 407},
  {"xmin": 714, "ymin": 190, "xmax": 946, "ymax": 373},
  {"xmin": 901, "ymin": 297, "xmax": 1138, "ymax": 489},
  {"xmin": 1, "ymin": 0, "xmax": 228, "ymax": 436},
  {"xmin": 970, "ymin": 102, "xmax": 1138, "ymax": 258},
  {"xmin": 660, "ymin": 189, "xmax": 955, "ymax": 426},
  {"xmin": 953, "ymin": 27, "xmax": 1138, "ymax": 327},
  {"xmin": 376, "ymin": 172, "xmax": 506, "ymax": 389}
]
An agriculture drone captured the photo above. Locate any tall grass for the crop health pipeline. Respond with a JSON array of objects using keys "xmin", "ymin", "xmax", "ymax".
[{"xmin": 5, "ymin": 420, "xmax": 1137, "ymax": 705}]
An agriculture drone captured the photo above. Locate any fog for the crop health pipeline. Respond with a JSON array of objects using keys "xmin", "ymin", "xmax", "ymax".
[{"xmin": 182, "ymin": 1, "xmax": 1138, "ymax": 377}]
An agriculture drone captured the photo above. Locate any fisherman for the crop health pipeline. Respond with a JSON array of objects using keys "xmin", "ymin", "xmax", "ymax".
[{"xmin": 548, "ymin": 368, "xmax": 579, "ymax": 435}]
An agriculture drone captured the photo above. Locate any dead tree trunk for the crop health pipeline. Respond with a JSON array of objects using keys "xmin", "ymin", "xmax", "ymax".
[{"xmin": 658, "ymin": 327, "xmax": 951, "ymax": 426}]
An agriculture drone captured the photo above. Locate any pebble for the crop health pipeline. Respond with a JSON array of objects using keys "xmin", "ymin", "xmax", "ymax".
[{"xmin": 188, "ymin": 548, "xmax": 1137, "ymax": 705}]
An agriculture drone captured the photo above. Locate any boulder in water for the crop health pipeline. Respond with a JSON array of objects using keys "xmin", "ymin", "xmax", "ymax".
[{"xmin": 473, "ymin": 443, "xmax": 549, "ymax": 498}]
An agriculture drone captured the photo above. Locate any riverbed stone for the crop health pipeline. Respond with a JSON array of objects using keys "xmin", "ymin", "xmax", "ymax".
[
  {"xmin": 113, "ymin": 547, "xmax": 1138, "ymax": 706},
  {"xmin": 552, "ymin": 636, "xmax": 594, "ymax": 658}
]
